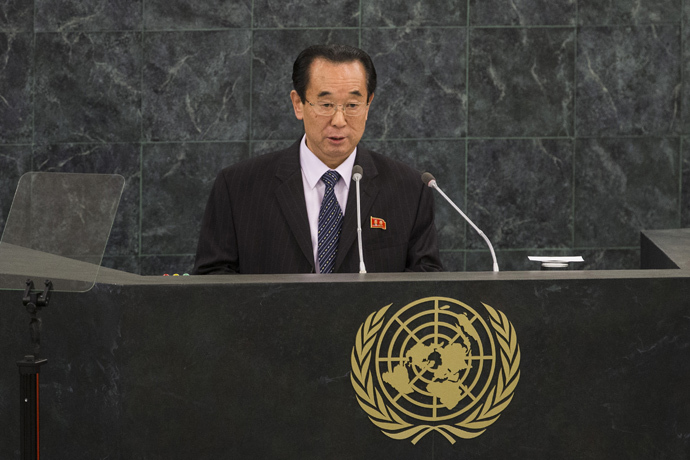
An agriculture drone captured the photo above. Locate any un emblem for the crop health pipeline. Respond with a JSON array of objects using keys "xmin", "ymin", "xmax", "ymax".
[{"xmin": 351, "ymin": 297, "xmax": 520, "ymax": 444}]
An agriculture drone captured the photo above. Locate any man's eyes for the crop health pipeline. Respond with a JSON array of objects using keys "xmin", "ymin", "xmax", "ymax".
[{"xmin": 318, "ymin": 102, "xmax": 361, "ymax": 108}]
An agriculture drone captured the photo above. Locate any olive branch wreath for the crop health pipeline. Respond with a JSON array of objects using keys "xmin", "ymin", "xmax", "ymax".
[{"xmin": 350, "ymin": 302, "xmax": 521, "ymax": 445}]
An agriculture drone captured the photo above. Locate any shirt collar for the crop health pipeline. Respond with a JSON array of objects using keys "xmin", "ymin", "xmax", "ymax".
[{"xmin": 299, "ymin": 134, "xmax": 356, "ymax": 190}]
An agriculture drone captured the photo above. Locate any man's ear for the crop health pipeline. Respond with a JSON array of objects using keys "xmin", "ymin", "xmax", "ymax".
[
  {"xmin": 365, "ymin": 93, "xmax": 374, "ymax": 120},
  {"xmin": 290, "ymin": 90, "xmax": 304, "ymax": 120}
]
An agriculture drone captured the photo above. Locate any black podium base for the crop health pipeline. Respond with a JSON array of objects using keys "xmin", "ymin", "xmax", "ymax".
[{"xmin": 17, "ymin": 357, "xmax": 46, "ymax": 460}]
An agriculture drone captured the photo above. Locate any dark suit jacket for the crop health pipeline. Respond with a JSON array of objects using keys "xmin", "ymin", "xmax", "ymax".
[{"xmin": 193, "ymin": 141, "xmax": 442, "ymax": 274}]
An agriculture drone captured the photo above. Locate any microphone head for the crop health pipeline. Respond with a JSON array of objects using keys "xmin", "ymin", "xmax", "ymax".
[
  {"xmin": 421, "ymin": 172, "xmax": 436, "ymax": 187},
  {"xmin": 352, "ymin": 165, "xmax": 363, "ymax": 181}
]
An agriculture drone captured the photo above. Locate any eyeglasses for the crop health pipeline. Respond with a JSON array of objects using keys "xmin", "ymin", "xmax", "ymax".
[{"xmin": 305, "ymin": 99, "xmax": 369, "ymax": 117}]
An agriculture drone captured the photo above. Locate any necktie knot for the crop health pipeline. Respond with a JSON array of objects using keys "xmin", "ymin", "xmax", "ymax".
[{"xmin": 321, "ymin": 170, "xmax": 340, "ymax": 189}]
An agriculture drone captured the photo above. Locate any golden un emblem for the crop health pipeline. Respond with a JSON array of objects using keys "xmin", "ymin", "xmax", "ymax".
[{"xmin": 351, "ymin": 297, "xmax": 520, "ymax": 444}]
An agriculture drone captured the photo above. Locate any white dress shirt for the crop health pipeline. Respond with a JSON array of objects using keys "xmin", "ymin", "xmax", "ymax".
[{"xmin": 299, "ymin": 135, "xmax": 356, "ymax": 272}]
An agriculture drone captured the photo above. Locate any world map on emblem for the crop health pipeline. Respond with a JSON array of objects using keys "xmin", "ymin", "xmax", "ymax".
[{"xmin": 375, "ymin": 297, "xmax": 497, "ymax": 422}]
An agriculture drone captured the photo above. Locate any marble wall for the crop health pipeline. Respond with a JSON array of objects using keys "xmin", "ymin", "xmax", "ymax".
[{"xmin": 0, "ymin": 0, "xmax": 688, "ymax": 274}]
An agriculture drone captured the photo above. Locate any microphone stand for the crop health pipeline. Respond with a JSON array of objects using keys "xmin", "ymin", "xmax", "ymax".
[
  {"xmin": 423, "ymin": 173, "xmax": 499, "ymax": 272},
  {"xmin": 17, "ymin": 279, "xmax": 53, "ymax": 460},
  {"xmin": 352, "ymin": 165, "xmax": 366, "ymax": 273}
]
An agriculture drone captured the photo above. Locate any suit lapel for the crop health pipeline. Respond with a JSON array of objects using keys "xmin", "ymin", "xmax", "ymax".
[
  {"xmin": 274, "ymin": 144, "xmax": 315, "ymax": 271},
  {"xmin": 335, "ymin": 148, "xmax": 379, "ymax": 271}
]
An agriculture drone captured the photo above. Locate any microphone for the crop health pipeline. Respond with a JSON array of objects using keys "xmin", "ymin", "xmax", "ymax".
[
  {"xmin": 352, "ymin": 165, "xmax": 366, "ymax": 274},
  {"xmin": 422, "ymin": 172, "xmax": 499, "ymax": 272}
]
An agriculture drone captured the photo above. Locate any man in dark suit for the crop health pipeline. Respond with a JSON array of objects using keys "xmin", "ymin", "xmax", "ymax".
[{"xmin": 193, "ymin": 44, "xmax": 442, "ymax": 274}]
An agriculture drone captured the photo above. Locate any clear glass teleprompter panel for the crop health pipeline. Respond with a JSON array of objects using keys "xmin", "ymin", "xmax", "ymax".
[{"xmin": 0, "ymin": 172, "xmax": 124, "ymax": 292}]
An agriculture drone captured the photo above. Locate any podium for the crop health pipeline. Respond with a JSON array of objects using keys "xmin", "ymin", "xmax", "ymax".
[{"xmin": 1, "ymin": 229, "xmax": 689, "ymax": 458}]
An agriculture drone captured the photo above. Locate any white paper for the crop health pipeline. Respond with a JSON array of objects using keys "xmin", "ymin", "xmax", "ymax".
[{"xmin": 528, "ymin": 256, "xmax": 584, "ymax": 263}]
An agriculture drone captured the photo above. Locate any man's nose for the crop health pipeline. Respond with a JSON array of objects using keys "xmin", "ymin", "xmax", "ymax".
[{"xmin": 330, "ymin": 108, "xmax": 347, "ymax": 127}]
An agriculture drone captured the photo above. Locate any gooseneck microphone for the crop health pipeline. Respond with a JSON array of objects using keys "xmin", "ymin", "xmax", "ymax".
[
  {"xmin": 422, "ymin": 172, "xmax": 499, "ymax": 272},
  {"xmin": 352, "ymin": 165, "xmax": 366, "ymax": 274}
]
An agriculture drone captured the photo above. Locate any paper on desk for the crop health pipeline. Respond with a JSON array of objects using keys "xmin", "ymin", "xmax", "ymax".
[{"xmin": 528, "ymin": 256, "xmax": 584, "ymax": 263}]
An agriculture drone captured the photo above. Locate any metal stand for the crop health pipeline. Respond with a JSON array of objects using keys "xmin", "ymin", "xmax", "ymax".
[{"xmin": 17, "ymin": 279, "xmax": 52, "ymax": 460}]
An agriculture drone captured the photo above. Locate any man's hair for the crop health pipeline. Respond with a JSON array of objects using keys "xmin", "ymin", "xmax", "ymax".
[{"xmin": 292, "ymin": 44, "xmax": 377, "ymax": 103}]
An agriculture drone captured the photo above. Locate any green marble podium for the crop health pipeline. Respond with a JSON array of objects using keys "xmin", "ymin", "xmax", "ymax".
[{"xmin": 1, "ymin": 230, "xmax": 689, "ymax": 459}]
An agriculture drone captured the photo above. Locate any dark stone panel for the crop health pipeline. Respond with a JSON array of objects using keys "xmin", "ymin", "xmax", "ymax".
[
  {"xmin": 466, "ymin": 249, "xmax": 501, "ymax": 271},
  {"xmin": 141, "ymin": 142, "xmax": 249, "ymax": 255},
  {"xmin": 144, "ymin": 0, "xmax": 251, "ymax": 30},
  {"xmin": 143, "ymin": 30, "xmax": 251, "ymax": 142},
  {"xmin": 362, "ymin": 28, "xmax": 467, "ymax": 139},
  {"xmin": 251, "ymin": 29, "xmax": 358, "ymax": 141},
  {"xmin": 0, "ymin": 145, "xmax": 31, "ymax": 234},
  {"xmin": 680, "ymin": 0, "xmax": 690, "ymax": 135},
  {"xmin": 0, "ymin": 33, "xmax": 32, "ymax": 143},
  {"xmin": 440, "ymin": 250, "xmax": 464, "ymax": 271},
  {"xmin": 363, "ymin": 139, "xmax": 466, "ymax": 251},
  {"xmin": 140, "ymin": 254, "xmax": 196, "ymax": 276},
  {"xmin": 33, "ymin": 143, "xmax": 141, "ymax": 258},
  {"xmin": 683, "ymin": 137, "xmax": 689, "ymax": 227},
  {"xmin": 574, "ymin": 138, "xmax": 680, "ymax": 247},
  {"xmin": 101, "ymin": 255, "xmax": 141, "ymax": 274},
  {"xmin": 35, "ymin": 0, "xmax": 142, "ymax": 32},
  {"xmin": 468, "ymin": 27, "xmax": 574, "ymax": 137},
  {"xmin": 576, "ymin": 26, "xmax": 681, "ymax": 136},
  {"xmin": 467, "ymin": 139, "xmax": 573, "ymax": 250},
  {"xmin": 640, "ymin": 229, "xmax": 689, "ymax": 269},
  {"xmin": 6, "ymin": 289, "xmax": 124, "ymax": 460},
  {"xmin": 578, "ymin": 0, "xmax": 681, "ymax": 25},
  {"xmin": 362, "ymin": 0, "xmax": 466, "ymax": 26},
  {"xmin": 469, "ymin": 0, "xmax": 576, "ymax": 26},
  {"xmin": 3, "ymin": 274, "xmax": 690, "ymax": 457},
  {"xmin": 251, "ymin": 139, "xmax": 299, "ymax": 157},
  {"xmin": 0, "ymin": 0, "xmax": 33, "ymax": 31},
  {"xmin": 253, "ymin": 0, "xmax": 358, "ymax": 28},
  {"xmin": 579, "ymin": 248, "xmax": 641, "ymax": 270},
  {"xmin": 34, "ymin": 32, "xmax": 142, "ymax": 143}
]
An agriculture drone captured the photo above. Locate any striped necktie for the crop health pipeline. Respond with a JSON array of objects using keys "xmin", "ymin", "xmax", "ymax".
[{"xmin": 318, "ymin": 170, "xmax": 343, "ymax": 273}]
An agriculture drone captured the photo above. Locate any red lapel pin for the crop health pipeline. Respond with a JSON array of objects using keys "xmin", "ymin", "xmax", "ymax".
[{"xmin": 370, "ymin": 217, "xmax": 386, "ymax": 230}]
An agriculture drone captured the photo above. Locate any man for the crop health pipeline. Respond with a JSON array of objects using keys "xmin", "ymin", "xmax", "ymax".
[{"xmin": 193, "ymin": 44, "xmax": 442, "ymax": 274}]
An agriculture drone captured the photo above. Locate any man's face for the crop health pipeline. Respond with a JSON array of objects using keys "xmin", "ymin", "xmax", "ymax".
[{"xmin": 290, "ymin": 58, "xmax": 373, "ymax": 169}]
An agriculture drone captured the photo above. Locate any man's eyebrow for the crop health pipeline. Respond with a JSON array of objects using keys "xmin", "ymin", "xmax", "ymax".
[{"xmin": 316, "ymin": 90, "xmax": 365, "ymax": 98}]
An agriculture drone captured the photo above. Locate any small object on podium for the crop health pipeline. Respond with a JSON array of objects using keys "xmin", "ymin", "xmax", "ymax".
[{"xmin": 528, "ymin": 256, "xmax": 584, "ymax": 270}]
